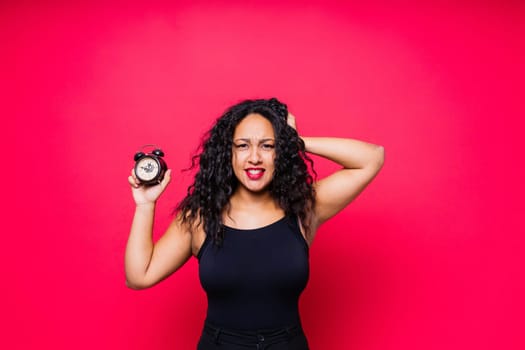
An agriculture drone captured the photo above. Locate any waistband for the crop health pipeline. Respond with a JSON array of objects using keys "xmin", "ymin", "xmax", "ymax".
[{"xmin": 203, "ymin": 320, "xmax": 304, "ymax": 348}]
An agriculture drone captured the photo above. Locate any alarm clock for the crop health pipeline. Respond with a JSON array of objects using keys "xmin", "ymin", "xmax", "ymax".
[{"xmin": 133, "ymin": 145, "xmax": 168, "ymax": 186}]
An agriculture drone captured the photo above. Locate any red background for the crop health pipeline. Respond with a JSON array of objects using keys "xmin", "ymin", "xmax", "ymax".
[{"xmin": 2, "ymin": 1, "xmax": 524, "ymax": 349}]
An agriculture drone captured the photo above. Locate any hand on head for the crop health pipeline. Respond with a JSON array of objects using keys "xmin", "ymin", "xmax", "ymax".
[{"xmin": 286, "ymin": 112, "xmax": 297, "ymax": 131}]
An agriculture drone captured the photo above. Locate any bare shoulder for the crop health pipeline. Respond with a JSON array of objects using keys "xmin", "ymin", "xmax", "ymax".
[{"xmin": 168, "ymin": 212, "xmax": 207, "ymax": 258}]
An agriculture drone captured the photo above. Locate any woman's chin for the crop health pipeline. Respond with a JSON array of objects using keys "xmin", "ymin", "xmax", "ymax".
[{"xmin": 239, "ymin": 182, "xmax": 270, "ymax": 194}]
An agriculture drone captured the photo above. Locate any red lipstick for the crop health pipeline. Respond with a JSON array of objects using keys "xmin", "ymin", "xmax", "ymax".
[{"xmin": 245, "ymin": 168, "xmax": 265, "ymax": 180}]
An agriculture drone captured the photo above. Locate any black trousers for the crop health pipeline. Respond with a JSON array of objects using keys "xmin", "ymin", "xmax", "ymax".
[{"xmin": 197, "ymin": 320, "xmax": 310, "ymax": 350}]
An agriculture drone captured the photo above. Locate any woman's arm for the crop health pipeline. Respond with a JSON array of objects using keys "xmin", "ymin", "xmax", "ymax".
[
  {"xmin": 288, "ymin": 114, "xmax": 385, "ymax": 230},
  {"xmin": 304, "ymin": 137, "xmax": 384, "ymax": 227},
  {"xmin": 125, "ymin": 169, "xmax": 193, "ymax": 290}
]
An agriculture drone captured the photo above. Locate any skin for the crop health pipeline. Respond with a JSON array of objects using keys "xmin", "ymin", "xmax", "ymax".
[
  {"xmin": 226, "ymin": 114, "xmax": 284, "ymax": 230},
  {"xmin": 231, "ymin": 114, "xmax": 276, "ymax": 197},
  {"xmin": 125, "ymin": 112, "xmax": 385, "ymax": 289}
]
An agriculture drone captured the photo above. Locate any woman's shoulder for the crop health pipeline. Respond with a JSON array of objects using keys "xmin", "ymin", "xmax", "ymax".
[{"xmin": 172, "ymin": 211, "xmax": 207, "ymax": 257}]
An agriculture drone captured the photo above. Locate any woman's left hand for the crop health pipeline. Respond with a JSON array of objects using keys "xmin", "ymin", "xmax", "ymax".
[{"xmin": 287, "ymin": 112, "xmax": 297, "ymax": 131}]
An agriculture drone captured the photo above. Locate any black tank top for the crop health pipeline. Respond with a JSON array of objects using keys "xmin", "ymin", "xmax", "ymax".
[{"xmin": 197, "ymin": 215, "xmax": 309, "ymax": 330}]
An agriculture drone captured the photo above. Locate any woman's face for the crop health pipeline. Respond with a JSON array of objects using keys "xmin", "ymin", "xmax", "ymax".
[{"xmin": 231, "ymin": 113, "xmax": 276, "ymax": 194}]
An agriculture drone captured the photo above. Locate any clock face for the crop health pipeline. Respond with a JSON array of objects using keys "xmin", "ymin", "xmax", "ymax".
[{"xmin": 136, "ymin": 156, "xmax": 160, "ymax": 182}]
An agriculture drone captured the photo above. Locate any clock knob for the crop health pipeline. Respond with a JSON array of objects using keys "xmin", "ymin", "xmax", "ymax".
[
  {"xmin": 152, "ymin": 149, "xmax": 164, "ymax": 157},
  {"xmin": 134, "ymin": 151, "xmax": 145, "ymax": 161}
]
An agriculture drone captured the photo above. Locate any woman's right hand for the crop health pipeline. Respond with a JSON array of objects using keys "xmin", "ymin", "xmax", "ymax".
[{"xmin": 128, "ymin": 168, "xmax": 172, "ymax": 206}]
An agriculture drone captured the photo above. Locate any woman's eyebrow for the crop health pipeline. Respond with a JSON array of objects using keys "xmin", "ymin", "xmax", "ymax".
[{"xmin": 233, "ymin": 138, "xmax": 275, "ymax": 143}]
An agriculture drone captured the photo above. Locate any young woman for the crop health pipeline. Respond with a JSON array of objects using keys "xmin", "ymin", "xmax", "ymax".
[{"xmin": 125, "ymin": 98, "xmax": 384, "ymax": 349}]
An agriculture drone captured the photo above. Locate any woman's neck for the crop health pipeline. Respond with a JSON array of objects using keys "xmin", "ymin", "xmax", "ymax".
[
  {"xmin": 229, "ymin": 188, "xmax": 275, "ymax": 209},
  {"xmin": 225, "ymin": 189, "xmax": 284, "ymax": 228}
]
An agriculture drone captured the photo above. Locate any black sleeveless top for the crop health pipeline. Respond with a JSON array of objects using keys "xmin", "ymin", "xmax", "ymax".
[{"xmin": 197, "ymin": 215, "xmax": 309, "ymax": 330}]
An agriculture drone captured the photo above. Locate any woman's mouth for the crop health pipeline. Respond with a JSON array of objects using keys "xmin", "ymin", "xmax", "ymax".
[{"xmin": 245, "ymin": 168, "xmax": 265, "ymax": 180}]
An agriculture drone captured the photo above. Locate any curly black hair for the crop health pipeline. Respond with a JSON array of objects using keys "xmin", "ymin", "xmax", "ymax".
[{"xmin": 176, "ymin": 98, "xmax": 316, "ymax": 246}]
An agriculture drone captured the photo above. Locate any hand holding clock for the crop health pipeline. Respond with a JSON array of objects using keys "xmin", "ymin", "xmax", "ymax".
[{"xmin": 128, "ymin": 168, "xmax": 172, "ymax": 206}]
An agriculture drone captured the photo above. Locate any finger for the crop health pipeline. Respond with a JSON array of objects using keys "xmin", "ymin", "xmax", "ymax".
[
  {"xmin": 130, "ymin": 168, "xmax": 142, "ymax": 185},
  {"xmin": 160, "ymin": 169, "xmax": 172, "ymax": 188},
  {"xmin": 129, "ymin": 168, "xmax": 141, "ymax": 187},
  {"xmin": 130, "ymin": 168, "xmax": 137, "ymax": 183},
  {"xmin": 287, "ymin": 113, "xmax": 297, "ymax": 129},
  {"xmin": 128, "ymin": 175, "xmax": 140, "ymax": 188}
]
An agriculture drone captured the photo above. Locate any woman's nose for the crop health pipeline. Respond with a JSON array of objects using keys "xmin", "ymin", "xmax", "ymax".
[{"xmin": 248, "ymin": 148, "xmax": 261, "ymax": 163}]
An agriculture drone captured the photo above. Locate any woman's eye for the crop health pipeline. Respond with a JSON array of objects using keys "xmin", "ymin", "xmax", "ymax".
[
  {"xmin": 262, "ymin": 144, "xmax": 275, "ymax": 150},
  {"xmin": 235, "ymin": 144, "xmax": 248, "ymax": 149}
]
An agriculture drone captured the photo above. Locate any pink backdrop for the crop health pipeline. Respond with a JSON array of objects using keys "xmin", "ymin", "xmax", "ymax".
[{"xmin": 3, "ymin": 1, "xmax": 524, "ymax": 349}]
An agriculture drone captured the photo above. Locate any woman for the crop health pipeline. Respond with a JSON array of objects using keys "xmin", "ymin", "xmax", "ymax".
[{"xmin": 125, "ymin": 98, "xmax": 384, "ymax": 349}]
